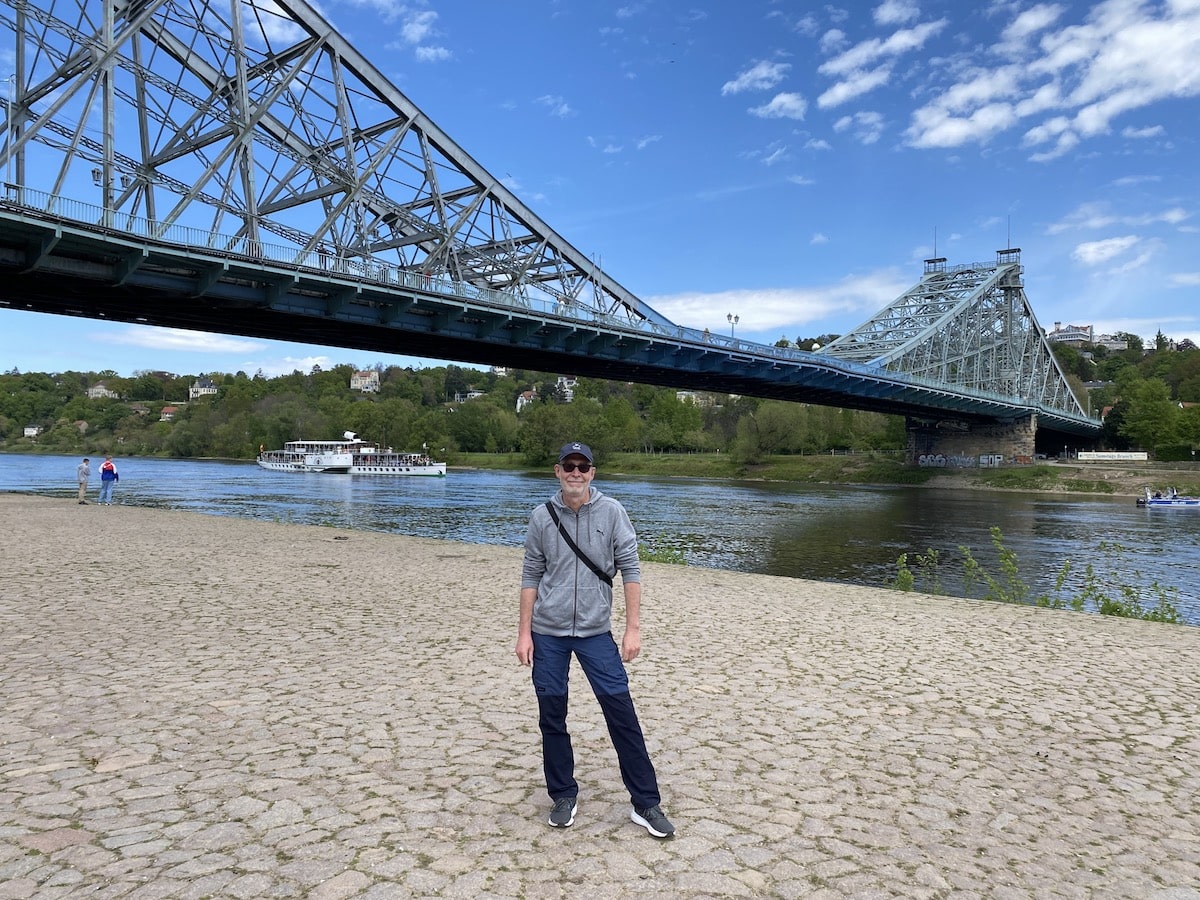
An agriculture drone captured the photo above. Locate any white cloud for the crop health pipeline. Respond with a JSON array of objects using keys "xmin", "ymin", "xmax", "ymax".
[
  {"xmin": 400, "ymin": 10, "xmax": 438, "ymax": 44},
  {"xmin": 414, "ymin": 46, "xmax": 451, "ymax": 62},
  {"xmin": 818, "ymin": 66, "xmax": 892, "ymax": 108},
  {"xmin": 102, "ymin": 326, "xmax": 264, "ymax": 354},
  {"xmin": 818, "ymin": 19, "xmax": 947, "ymax": 108},
  {"xmin": 833, "ymin": 111, "xmax": 886, "ymax": 144},
  {"xmin": 820, "ymin": 19, "xmax": 947, "ymax": 77},
  {"xmin": 820, "ymin": 29, "xmax": 848, "ymax": 55},
  {"xmin": 722, "ymin": 60, "xmax": 791, "ymax": 95},
  {"xmin": 636, "ymin": 134, "xmax": 662, "ymax": 150},
  {"xmin": 537, "ymin": 95, "xmax": 575, "ymax": 118},
  {"xmin": 647, "ymin": 269, "xmax": 912, "ymax": 332},
  {"xmin": 1121, "ymin": 124, "xmax": 1165, "ymax": 139},
  {"xmin": 874, "ymin": 0, "xmax": 920, "ymax": 27},
  {"xmin": 1048, "ymin": 202, "xmax": 1191, "ymax": 234},
  {"xmin": 762, "ymin": 144, "xmax": 790, "ymax": 166},
  {"xmin": 997, "ymin": 3, "xmax": 1065, "ymax": 56},
  {"xmin": 907, "ymin": 1, "xmax": 1200, "ymax": 151},
  {"xmin": 794, "ymin": 15, "xmax": 820, "ymax": 37},
  {"xmin": 790, "ymin": 175, "xmax": 816, "ymax": 186},
  {"xmin": 1111, "ymin": 175, "xmax": 1161, "ymax": 187},
  {"xmin": 1072, "ymin": 235, "xmax": 1140, "ymax": 265},
  {"xmin": 1170, "ymin": 273, "xmax": 1200, "ymax": 287},
  {"xmin": 748, "ymin": 92, "xmax": 808, "ymax": 120},
  {"xmin": 810, "ymin": 232, "xmax": 829, "ymax": 244}
]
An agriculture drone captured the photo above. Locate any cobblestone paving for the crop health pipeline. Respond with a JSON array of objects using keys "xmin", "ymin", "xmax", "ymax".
[{"xmin": 2, "ymin": 494, "xmax": 1199, "ymax": 898}]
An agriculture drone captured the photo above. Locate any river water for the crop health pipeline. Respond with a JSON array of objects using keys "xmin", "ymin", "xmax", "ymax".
[{"xmin": 3, "ymin": 453, "xmax": 1198, "ymax": 625}]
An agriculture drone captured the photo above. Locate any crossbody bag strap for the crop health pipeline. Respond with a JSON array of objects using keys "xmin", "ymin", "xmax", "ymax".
[{"xmin": 545, "ymin": 501, "xmax": 614, "ymax": 586}]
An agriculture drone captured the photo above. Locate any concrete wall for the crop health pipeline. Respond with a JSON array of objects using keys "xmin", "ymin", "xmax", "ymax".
[{"xmin": 905, "ymin": 415, "xmax": 1037, "ymax": 468}]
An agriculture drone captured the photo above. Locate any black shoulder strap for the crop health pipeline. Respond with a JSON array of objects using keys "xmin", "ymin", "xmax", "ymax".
[{"xmin": 545, "ymin": 501, "xmax": 613, "ymax": 586}]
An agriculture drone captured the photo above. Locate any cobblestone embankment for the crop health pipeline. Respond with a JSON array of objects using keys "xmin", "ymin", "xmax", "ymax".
[{"xmin": 2, "ymin": 494, "xmax": 1199, "ymax": 898}]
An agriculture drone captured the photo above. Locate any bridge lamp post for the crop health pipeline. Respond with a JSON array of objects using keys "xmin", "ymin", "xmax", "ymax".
[
  {"xmin": 4, "ymin": 74, "xmax": 14, "ymax": 188},
  {"xmin": 727, "ymin": 313, "xmax": 739, "ymax": 339}
]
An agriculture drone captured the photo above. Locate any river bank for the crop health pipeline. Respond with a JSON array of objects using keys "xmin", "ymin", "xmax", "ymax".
[{"xmin": 3, "ymin": 492, "xmax": 1199, "ymax": 897}]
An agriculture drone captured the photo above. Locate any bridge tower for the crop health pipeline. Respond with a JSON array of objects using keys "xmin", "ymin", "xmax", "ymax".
[{"xmin": 821, "ymin": 249, "xmax": 1089, "ymax": 465}]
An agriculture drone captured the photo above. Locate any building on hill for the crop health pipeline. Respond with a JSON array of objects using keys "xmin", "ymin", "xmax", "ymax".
[
  {"xmin": 189, "ymin": 378, "xmax": 218, "ymax": 400},
  {"xmin": 555, "ymin": 376, "xmax": 577, "ymax": 402},
  {"xmin": 1047, "ymin": 323, "xmax": 1127, "ymax": 351},
  {"xmin": 351, "ymin": 370, "xmax": 380, "ymax": 393},
  {"xmin": 87, "ymin": 382, "xmax": 120, "ymax": 400}
]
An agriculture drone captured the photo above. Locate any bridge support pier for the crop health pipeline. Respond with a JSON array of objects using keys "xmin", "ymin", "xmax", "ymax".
[{"xmin": 905, "ymin": 415, "xmax": 1037, "ymax": 468}]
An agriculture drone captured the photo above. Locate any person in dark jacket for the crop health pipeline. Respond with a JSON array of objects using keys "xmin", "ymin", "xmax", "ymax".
[{"xmin": 515, "ymin": 441, "xmax": 674, "ymax": 838}]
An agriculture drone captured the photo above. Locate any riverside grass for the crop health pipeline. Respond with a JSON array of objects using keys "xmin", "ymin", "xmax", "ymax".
[{"xmin": 893, "ymin": 526, "xmax": 1184, "ymax": 625}]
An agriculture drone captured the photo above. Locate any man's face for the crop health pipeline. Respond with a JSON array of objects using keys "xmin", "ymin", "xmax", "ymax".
[{"xmin": 555, "ymin": 454, "xmax": 595, "ymax": 496}]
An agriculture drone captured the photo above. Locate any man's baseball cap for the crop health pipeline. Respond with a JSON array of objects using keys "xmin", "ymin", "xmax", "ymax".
[{"xmin": 557, "ymin": 441, "xmax": 594, "ymax": 464}]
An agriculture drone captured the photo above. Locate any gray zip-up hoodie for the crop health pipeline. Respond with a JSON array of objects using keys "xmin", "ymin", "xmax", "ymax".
[{"xmin": 521, "ymin": 486, "xmax": 641, "ymax": 638}]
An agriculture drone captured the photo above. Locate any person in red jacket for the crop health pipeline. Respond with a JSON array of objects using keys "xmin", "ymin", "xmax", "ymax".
[{"xmin": 98, "ymin": 454, "xmax": 119, "ymax": 505}]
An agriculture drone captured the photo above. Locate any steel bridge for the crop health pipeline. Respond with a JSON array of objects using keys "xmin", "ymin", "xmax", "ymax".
[{"xmin": 0, "ymin": 0, "xmax": 1102, "ymax": 442}]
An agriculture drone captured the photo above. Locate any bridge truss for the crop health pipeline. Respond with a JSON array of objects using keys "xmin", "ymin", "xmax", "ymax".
[
  {"xmin": 0, "ymin": 0, "xmax": 1101, "ymax": 439},
  {"xmin": 821, "ymin": 252, "xmax": 1088, "ymax": 421},
  {"xmin": 0, "ymin": 0, "xmax": 668, "ymax": 329}
]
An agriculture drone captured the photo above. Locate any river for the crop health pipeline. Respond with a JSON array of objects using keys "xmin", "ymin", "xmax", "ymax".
[{"xmin": 3, "ymin": 452, "xmax": 1198, "ymax": 625}]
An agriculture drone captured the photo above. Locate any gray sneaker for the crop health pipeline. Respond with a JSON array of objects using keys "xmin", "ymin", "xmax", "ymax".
[
  {"xmin": 631, "ymin": 804, "xmax": 675, "ymax": 838},
  {"xmin": 548, "ymin": 797, "xmax": 577, "ymax": 827}
]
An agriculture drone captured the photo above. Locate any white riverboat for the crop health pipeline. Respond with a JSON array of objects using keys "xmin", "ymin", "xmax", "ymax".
[{"xmin": 257, "ymin": 433, "xmax": 446, "ymax": 477}]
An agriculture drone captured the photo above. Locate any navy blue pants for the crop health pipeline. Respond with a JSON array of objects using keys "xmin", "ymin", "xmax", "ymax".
[{"xmin": 531, "ymin": 631, "xmax": 661, "ymax": 809}]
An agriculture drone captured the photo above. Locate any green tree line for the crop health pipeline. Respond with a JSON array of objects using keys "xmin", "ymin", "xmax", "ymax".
[
  {"xmin": 4, "ymin": 331, "xmax": 1198, "ymax": 464},
  {"xmin": 0, "ymin": 362, "xmax": 905, "ymax": 465}
]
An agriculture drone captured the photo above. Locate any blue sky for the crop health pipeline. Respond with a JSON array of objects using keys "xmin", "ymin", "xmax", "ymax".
[{"xmin": 3, "ymin": 0, "xmax": 1198, "ymax": 377}]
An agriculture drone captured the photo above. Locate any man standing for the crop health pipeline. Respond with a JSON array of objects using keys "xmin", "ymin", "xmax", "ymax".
[
  {"xmin": 98, "ymin": 454, "xmax": 119, "ymax": 505},
  {"xmin": 515, "ymin": 441, "xmax": 675, "ymax": 838},
  {"xmin": 76, "ymin": 457, "xmax": 90, "ymax": 504}
]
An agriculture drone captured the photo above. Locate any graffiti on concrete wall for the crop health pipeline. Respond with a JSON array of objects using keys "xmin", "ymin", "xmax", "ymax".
[{"xmin": 917, "ymin": 453, "xmax": 980, "ymax": 468}]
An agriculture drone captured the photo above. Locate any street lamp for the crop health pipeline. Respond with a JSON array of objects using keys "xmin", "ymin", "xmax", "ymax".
[{"xmin": 727, "ymin": 313, "xmax": 739, "ymax": 339}]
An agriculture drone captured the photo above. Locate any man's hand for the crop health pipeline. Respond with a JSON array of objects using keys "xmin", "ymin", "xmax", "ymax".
[
  {"xmin": 621, "ymin": 627, "xmax": 641, "ymax": 662},
  {"xmin": 515, "ymin": 633, "xmax": 533, "ymax": 666}
]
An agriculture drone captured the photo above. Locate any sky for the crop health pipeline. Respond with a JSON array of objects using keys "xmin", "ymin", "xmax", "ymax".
[{"xmin": 2, "ymin": 0, "xmax": 1198, "ymax": 377}]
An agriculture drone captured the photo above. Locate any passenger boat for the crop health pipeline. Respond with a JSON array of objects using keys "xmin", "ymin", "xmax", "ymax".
[
  {"xmin": 1137, "ymin": 488, "xmax": 1200, "ymax": 507},
  {"xmin": 257, "ymin": 432, "xmax": 446, "ymax": 477}
]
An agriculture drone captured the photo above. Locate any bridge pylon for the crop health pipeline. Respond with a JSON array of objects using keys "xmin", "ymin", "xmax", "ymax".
[{"xmin": 820, "ymin": 249, "xmax": 1092, "ymax": 464}]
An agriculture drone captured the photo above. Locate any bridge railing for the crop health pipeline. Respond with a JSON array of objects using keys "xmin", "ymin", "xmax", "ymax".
[{"xmin": 1, "ymin": 184, "xmax": 798, "ymax": 352}]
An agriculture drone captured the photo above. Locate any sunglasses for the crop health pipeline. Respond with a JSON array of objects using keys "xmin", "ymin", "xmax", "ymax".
[{"xmin": 559, "ymin": 461, "xmax": 593, "ymax": 473}]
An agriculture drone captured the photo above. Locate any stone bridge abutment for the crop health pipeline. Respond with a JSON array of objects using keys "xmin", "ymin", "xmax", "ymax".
[{"xmin": 905, "ymin": 415, "xmax": 1038, "ymax": 468}]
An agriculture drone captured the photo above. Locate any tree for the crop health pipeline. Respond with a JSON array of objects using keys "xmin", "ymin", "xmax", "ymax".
[{"xmin": 1119, "ymin": 379, "xmax": 1179, "ymax": 452}]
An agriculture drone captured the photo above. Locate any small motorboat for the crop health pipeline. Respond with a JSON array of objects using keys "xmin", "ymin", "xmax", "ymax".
[{"xmin": 1137, "ymin": 487, "xmax": 1200, "ymax": 507}]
